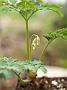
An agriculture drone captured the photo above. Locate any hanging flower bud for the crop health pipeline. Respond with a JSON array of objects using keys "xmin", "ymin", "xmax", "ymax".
[{"xmin": 32, "ymin": 35, "xmax": 40, "ymax": 50}]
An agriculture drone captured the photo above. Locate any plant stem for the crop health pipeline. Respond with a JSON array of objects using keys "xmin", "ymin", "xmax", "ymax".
[
  {"xmin": 39, "ymin": 42, "xmax": 50, "ymax": 60},
  {"xmin": 12, "ymin": 70, "xmax": 30, "ymax": 84},
  {"xmin": 26, "ymin": 20, "xmax": 29, "ymax": 60},
  {"xmin": 13, "ymin": 70, "xmax": 24, "ymax": 84},
  {"xmin": 29, "ymin": 38, "xmax": 32, "ymax": 61}
]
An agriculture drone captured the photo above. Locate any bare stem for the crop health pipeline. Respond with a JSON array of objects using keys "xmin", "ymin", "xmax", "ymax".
[
  {"xmin": 39, "ymin": 42, "xmax": 50, "ymax": 61},
  {"xmin": 29, "ymin": 37, "xmax": 32, "ymax": 61},
  {"xmin": 26, "ymin": 20, "xmax": 29, "ymax": 60},
  {"xmin": 12, "ymin": 70, "xmax": 30, "ymax": 84}
]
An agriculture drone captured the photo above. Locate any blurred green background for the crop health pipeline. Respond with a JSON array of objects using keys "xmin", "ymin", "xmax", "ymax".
[{"xmin": 0, "ymin": 0, "xmax": 67, "ymax": 68}]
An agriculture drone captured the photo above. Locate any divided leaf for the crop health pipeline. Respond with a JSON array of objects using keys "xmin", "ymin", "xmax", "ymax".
[
  {"xmin": 38, "ymin": 3, "xmax": 63, "ymax": 17},
  {"xmin": 43, "ymin": 28, "xmax": 67, "ymax": 42},
  {"xmin": 9, "ymin": 0, "xmax": 17, "ymax": 4},
  {"xmin": 0, "ymin": 57, "xmax": 46, "ymax": 75},
  {"xmin": 0, "ymin": 5, "xmax": 16, "ymax": 13},
  {"xmin": 0, "ymin": 0, "xmax": 63, "ymax": 20}
]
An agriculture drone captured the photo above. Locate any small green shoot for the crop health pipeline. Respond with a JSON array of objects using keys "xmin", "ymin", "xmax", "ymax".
[{"xmin": 40, "ymin": 28, "xmax": 67, "ymax": 60}]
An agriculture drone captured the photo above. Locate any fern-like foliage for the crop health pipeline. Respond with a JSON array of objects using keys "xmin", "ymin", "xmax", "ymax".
[
  {"xmin": 43, "ymin": 28, "xmax": 67, "ymax": 43},
  {"xmin": 0, "ymin": 57, "xmax": 47, "ymax": 76},
  {"xmin": 0, "ymin": 0, "xmax": 63, "ymax": 20}
]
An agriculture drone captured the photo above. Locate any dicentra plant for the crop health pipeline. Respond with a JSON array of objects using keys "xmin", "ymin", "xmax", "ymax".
[{"xmin": 0, "ymin": 0, "xmax": 67, "ymax": 84}]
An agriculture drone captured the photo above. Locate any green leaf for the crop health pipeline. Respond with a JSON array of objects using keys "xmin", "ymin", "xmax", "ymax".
[
  {"xmin": 9, "ymin": 0, "xmax": 17, "ymax": 4},
  {"xmin": 0, "ymin": 5, "xmax": 16, "ymax": 14},
  {"xmin": 0, "ymin": 0, "xmax": 4, "ymax": 5},
  {"xmin": 39, "ymin": 66, "xmax": 47, "ymax": 73},
  {"xmin": 0, "ymin": 69, "xmax": 15, "ymax": 79},
  {"xmin": 0, "ymin": 57, "xmax": 46, "ymax": 75},
  {"xmin": 37, "ymin": 3, "xmax": 63, "ymax": 17},
  {"xmin": 15, "ymin": 1, "xmax": 38, "ymax": 19},
  {"xmin": 0, "ymin": 0, "xmax": 8, "ymax": 5},
  {"xmin": 0, "ymin": 0, "xmax": 63, "ymax": 20},
  {"xmin": 43, "ymin": 28, "xmax": 67, "ymax": 42}
]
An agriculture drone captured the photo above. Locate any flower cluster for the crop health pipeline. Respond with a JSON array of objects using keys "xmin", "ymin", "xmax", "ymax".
[{"xmin": 32, "ymin": 35, "xmax": 40, "ymax": 50}]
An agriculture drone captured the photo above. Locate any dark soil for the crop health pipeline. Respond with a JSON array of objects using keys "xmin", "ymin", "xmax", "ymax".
[{"xmin": 16, "ymin": 77, "xmax": 67, "ymax": 90}]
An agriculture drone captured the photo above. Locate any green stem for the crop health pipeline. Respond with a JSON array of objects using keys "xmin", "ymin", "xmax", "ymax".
[
  {"xmin": 39, "ymin": 42, "xmax": 50, "ymax": 60},
  {"xmin": 12, "ymin": 70, "xmax": 30, "ymax": 84},
  {"xmin": 13, "ymin": 70, "xmax": 24, "ymax": 84},
  {"xmin": 26, "ymin": 20, "xmax": 29, "ymax": 60},
  {"xmin": 0, "ymin": 68, "xmax": 30, "ymax": 84},
  {"xmin": 28, "ymin": 10, "xmax": 38, "ymax": 20},
  {"xmin": 29, "ymin": 38, "xmax": 32, "ymax": 61}
]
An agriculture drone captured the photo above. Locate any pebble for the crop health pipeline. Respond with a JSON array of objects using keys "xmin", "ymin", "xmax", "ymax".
[{"xmin": 52, "ymin": 80, "xmax": 58, "ymax": 86}]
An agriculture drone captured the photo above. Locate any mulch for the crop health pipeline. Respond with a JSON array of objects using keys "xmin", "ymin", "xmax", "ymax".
[{"xmin": 16, "ymin": 77, "xmax": 67, "ymax": 90}]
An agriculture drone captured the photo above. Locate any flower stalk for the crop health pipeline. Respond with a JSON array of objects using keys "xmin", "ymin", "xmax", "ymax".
[{"xmin": 39, "ymin": 41, "xmax": 50, "ymax": 60}]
